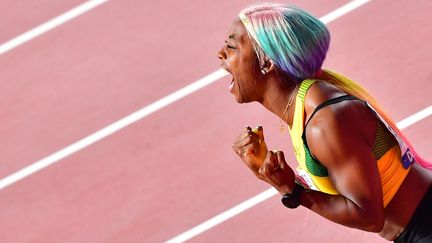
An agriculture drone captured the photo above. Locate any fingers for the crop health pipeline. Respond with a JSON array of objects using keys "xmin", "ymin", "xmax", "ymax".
[
  {"xmin": 275, "ymin": 150, "xmax": 287, "ymax": 169},
  {"xmin": 244, "ymin": 125, "xmax": 264, "ymax": 146},
  {"xmin": 252, "ymin": 125, "xmax": 265, "ymax": 143},
  {"xmin": 238, "ymin": 143, "xmax": 256, "ymax": 158},
  {"xmin": 232, "ymin": 140, "xmax": 257, "ymax": 162},
  {"xmin": 232, "ymin": 125, "xmax": 268, "ymax": 172},
  {"xmin": 259, "ymin": 150, "xmax": 291, "ymax": 175},
  {"xmin": 232, "ymin": 135, "xmax": 254, "ymax": 155},
  {"xmin": 233, "ymin": 126, "xmax": 263, "ymax": 149},
  {"xmin": 257, "ymin": 150, "xmax": 295, "ymax": 194},
  {"xmin": 258, "ymin": 150, "xmax": 280, "ymax": 177}
]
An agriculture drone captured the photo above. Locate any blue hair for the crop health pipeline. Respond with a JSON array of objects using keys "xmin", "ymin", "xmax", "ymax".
[{"xmin": 239, "ymin": 3, "xmax": 330, "ymax": 81}]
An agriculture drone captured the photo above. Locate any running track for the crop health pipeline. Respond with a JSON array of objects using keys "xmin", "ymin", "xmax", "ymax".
[{"xmin": 0, "ymin": 0, "xmax": 431, "ymax": 242}]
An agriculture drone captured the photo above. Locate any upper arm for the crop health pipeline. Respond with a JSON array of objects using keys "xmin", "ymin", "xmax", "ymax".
[{"xmin": 305, "ymin": 99, "xmax": 384, "ymax": 222}]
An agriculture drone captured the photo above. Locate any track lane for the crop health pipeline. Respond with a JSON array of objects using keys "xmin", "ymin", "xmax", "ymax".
[
  {"xmin": 0, "ymin": 0, "xmax": 344, "ymax": 178},
  {"xmin": 1, "ymin": 0, "xmax": 430, "ymax": 242},
  {"xmin": 324, "ymin": 0, "xmax": 432, "ymax": 121},
  {"xmin": 0, "ymin": 0, "xmax": 86, "ymax": 43},
  {"xmin": 165, "ymin": 0, "xmax": 432, "ymax": 242}
]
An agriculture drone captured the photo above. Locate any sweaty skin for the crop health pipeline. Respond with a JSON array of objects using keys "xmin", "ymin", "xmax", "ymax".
[{"xmin": 219, "ymin": 19, "xmax": 432, "ymax": 241}]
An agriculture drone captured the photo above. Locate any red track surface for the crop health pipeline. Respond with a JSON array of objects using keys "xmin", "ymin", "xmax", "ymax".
[
  {"xmin": 0, "ymin": 0, "xmax": 430, "ymax": 242},
  {"xmin": 0, "ymin": 0, "xmax": 86, "ymax": 43}
]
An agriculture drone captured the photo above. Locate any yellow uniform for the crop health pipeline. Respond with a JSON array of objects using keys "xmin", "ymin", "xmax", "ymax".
[{"xmin": 289, "ymin": 79, "xmax": 413, "ymax": 207}]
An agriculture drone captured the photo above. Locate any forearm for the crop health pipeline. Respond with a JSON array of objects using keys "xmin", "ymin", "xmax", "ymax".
[{"xmin": 299, "ymin": 189, "xmax": 384, "ymax": 232}]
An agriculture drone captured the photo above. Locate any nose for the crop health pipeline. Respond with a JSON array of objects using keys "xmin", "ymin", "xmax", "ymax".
[{"xmin": 217, "ymin": 46, "xmax": 227, "ymax": 60}]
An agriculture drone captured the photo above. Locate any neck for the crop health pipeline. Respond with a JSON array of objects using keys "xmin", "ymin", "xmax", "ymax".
[{"xmin": 260, "ymin": 75, "xmax": 298, "ymax": 128}]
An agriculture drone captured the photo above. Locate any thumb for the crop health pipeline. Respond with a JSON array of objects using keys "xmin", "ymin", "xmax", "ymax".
[
  {"xmin": 275, "ymin": 150, "xmax": 287, "ymax": 169},
  {"xmin": 252, "ymin": 125, "xmax": 265, "ymax": 142},
  {"xmin": 267, "ymin": 150, "xmax": 280, "ymax": 172}
]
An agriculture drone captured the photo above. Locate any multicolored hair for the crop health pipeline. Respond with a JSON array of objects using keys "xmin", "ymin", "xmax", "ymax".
[
  {"xmin": 239, "ymin": 3, "xmax": 330, "ymax": 82},
  {"xmin": 239, "ymin": 3, "xmax": 431, "ymax": 168}
]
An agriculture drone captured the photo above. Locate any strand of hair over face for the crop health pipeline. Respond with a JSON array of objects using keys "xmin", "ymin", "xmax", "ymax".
[{"xmin": 239, "ymin": 3, "xmax": 330, "ymax": 83}]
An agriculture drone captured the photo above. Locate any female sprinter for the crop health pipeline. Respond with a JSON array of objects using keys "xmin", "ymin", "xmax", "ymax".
[{"xmin": 217, "ymin": 3, "xmax": 431, "ymax": 242}]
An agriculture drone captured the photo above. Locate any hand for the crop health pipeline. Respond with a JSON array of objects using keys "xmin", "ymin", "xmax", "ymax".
[
  {"xmin": 257, "ymin": 150, "xmax": 296, "ymax": 195},
  {"xmin": 232, "ymin": 126, "xmax": 268, "ymax": 174}
]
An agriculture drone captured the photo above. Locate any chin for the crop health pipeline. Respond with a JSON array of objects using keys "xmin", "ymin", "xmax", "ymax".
[
  {"xmin": 233, "ymin": 96, "xmax": 243, "ymax": 104},
  {"xmin": 233, "ymin": 95, "xmax": 251, "ymax": 104},
  {"xmin": 234, "ymin": 95, "xmax": 242, "ymax": 103}
]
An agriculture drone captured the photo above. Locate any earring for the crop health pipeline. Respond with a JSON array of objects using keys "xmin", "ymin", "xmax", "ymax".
[{"xmin": 261, "ymin": 69, "xmax": 267, "ymax": 75}]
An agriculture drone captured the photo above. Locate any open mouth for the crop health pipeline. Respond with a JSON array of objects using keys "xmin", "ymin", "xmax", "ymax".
[
  {"xmin": 229, "ymin": 77, "xmax": 234, "ymax": 92},
  {"xmin": 221, "ymin": 66, "xmax": 235, "ymax": 93}
]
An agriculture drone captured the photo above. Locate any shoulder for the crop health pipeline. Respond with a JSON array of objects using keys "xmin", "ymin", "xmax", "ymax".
[
  {"xmin": 304, "ymin": 81, "xmax": 376, "ymax": 133},
  {"xmin": 303, "ymin": 81, "xmax": 377, "ymax": 166},
  {"xmin": 302, "ymin": 82, "xmax": 386, "ymax": 224}
]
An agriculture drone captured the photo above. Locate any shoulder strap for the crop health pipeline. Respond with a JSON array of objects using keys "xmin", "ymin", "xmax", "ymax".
[
  {"xmin": 302, "ymin": 95, "xmax": 361, "ymax": 161},
  {"xmin": 304, "ymin": 95, "xmax": 360, "ymax": 128},
  {"xmin": 290, "ymin": 79, "xmax": 316, "ymax": 137},
  {"xmin": 297, "ymin": 79, "xmax": 316, "ymax": 102}
]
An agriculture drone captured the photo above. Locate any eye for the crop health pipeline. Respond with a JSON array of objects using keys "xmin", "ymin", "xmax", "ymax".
[{"xmin": 225, "ymin": 40, "xmax": 236, "ymax": 49}]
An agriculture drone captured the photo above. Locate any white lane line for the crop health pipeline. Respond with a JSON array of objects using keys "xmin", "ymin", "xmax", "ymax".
[
  {"xmin": 162, "ymin": 10, "xmax": 430, "ymax": 235},
  {"xmin": 319, "ymin": 0, "xmax": 370, "ymax": 24},
  {"xmin": 0, "ymin": 0, "xmax": 109, "ymax": 55},
  {"xmin": 0, "ymin": 0, "xmax": 372, "ymax": 192},
  {"xmin": 166, "ymin": 188, "xmax": 279, "ymax": 243},
  {"xmin": 0, "ymin": 69, "xmax": 227, "ymax": 190},
  {"xmin": 397, "ymin": 105, "xmax": 432, "ymax": 130},
  {"xmin": 0, "ymin": 0, "xmax": 372, "ymax": 189},
  {"xmin": 164, "ymin": 104, "xmax": 432, "ymax": 243}
]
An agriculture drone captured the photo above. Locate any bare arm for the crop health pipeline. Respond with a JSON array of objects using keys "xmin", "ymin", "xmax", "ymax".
[
  {"xmin": 233, "ymin": 89, "xmax": 385, "ymax": 232},
  {"xmin": 301, "ymin": 99, "xmax": 384, "ymax": 232}
]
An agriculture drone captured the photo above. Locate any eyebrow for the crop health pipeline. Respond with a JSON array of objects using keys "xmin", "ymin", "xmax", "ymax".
[{"xmin": 228, "ymin": 34, "xmax": 237, "ymax": 41}]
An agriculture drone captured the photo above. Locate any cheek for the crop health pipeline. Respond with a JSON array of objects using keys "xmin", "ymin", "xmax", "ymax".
[
  {"xmin": 238, "ymin": 53, "xmax": 258, "ymax": 73},
  {"xmin": 230, "ymin": 49, "xmax": 261, "ymax": 80},
  {"xmin": 242, "ymin": 58, "xmax": 261, "ymax": 81},
  {"xmin": 245, "ymin": 51, "xmax": 261, "ymax": 72}
]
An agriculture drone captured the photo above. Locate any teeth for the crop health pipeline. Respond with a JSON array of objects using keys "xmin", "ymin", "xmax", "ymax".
[{"xmin": 229, "ymin": 79, "xmax": 234, "ymax": 91}]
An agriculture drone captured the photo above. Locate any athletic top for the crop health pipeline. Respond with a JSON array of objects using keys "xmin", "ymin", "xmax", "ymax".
[{"xmin": 289, "ymin": 79, "xmax": 413, "ymax": 207}]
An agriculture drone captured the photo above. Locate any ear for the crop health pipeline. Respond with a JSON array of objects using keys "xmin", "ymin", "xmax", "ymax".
[{"xmin": 260, "ymin": 57, "xmax": 275, "ymax": 75}]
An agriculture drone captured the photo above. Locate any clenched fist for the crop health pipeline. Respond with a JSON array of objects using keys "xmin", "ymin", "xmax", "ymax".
[
  {"xmin": 258, "ymin": 150, "xmax": 296, "ymax": 195},
  {"xmin": 232, "ymin": 126, "xmax": 268, "ymax": 174},
  {"xmin": 233, "ymin": 126, "xmax": 296, "ymax": 195}
]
